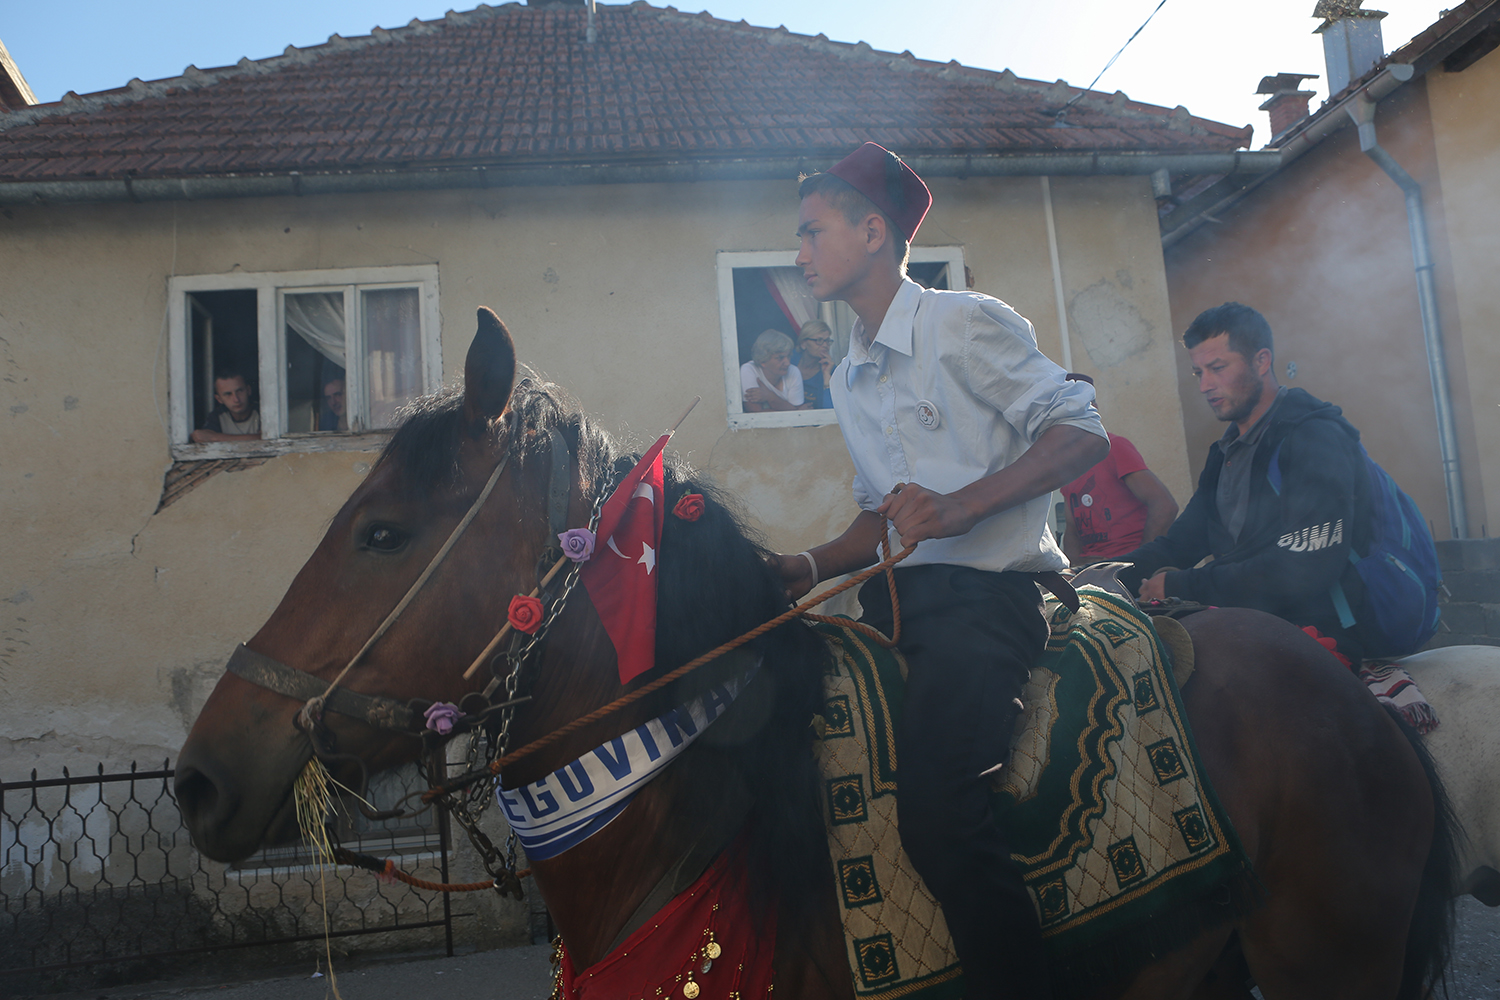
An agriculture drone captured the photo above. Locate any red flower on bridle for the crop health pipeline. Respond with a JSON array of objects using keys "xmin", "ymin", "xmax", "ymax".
[{"xmin": 508, "ymin": 594, "xmax": 545, "ymax": 634}]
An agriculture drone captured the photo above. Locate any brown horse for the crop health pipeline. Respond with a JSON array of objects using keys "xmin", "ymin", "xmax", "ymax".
[{"xmin": 177, "ymin": 311, "xmax": 1455, "ymax": 999}]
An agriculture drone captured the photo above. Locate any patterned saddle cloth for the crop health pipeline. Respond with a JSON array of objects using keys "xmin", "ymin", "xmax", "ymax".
[{"xmin": 810, "ymin": 587, "xmax": 1258, "ymax": 1000}]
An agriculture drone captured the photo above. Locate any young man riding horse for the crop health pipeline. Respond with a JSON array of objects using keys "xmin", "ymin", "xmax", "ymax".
[
  {"xmin": 772, "ymin": 142, "xmax": 1109, "ymax": 1000},
  {"xmin": 1117, "ymin": 303, "xmax": 1373, "ymax": 662}
]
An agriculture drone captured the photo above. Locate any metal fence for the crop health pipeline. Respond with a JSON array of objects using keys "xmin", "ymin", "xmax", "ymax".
[{"xmin": 1, "ymin": 760, "xmax": 463, "ymax": 994}]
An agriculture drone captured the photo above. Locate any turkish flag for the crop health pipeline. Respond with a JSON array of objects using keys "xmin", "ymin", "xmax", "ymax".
[{"xmin": 582, "ymin": 433, "xmax": 669, "ymax": 684}]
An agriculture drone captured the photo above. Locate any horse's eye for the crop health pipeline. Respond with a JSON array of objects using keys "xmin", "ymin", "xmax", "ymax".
[{"xmin": 364, "ymin": 525, "xmax": 407, "ymax": 552}]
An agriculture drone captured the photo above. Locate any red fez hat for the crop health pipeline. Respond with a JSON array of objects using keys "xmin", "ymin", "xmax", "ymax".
[{"xmin": 827, "ymin": 142, "xmax": 932, "ymax": 242}]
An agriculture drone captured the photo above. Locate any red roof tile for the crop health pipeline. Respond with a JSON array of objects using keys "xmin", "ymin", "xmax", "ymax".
[{"xmin": 0, "ymin": 2, "xmax": 1251, "ymax": 186}]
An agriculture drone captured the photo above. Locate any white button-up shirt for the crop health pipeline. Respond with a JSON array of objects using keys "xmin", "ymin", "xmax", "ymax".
[{"xmin": 831, "ymin": 278, "xmax": 1105, "ymax": 574}]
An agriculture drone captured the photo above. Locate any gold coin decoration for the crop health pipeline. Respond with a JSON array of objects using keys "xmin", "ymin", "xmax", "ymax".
[
  {"xmin": 705, "ymin": 941, "xmax": 722, "ymax": 960},
  {"xmin": 683, "ymin": 980, "xmax": 700, "ymax": 999}
]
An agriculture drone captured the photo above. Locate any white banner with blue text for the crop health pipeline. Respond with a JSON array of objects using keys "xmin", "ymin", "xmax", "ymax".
[{"xmin": 496, "ymin": 666, "xmax": 757, "ymax": 859}]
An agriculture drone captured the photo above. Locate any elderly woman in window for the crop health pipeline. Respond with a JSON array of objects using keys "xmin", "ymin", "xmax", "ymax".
[{"xmin": 741, "ymin": 329, "xmax": 806, "ymax": 412}]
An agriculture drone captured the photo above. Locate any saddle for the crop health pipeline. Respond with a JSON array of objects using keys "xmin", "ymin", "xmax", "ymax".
[{"xmin": 809, "ymin": 589, "xmax": 1256, "ymax": 1000}]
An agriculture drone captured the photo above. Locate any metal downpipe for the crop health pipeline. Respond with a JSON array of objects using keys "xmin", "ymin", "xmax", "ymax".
[{"xmin": 1349, "ymin": 95, "xmax": 1468, "ymax": 538}]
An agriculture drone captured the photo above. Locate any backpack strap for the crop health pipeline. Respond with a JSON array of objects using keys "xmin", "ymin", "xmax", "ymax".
[{"xmin": 1329, "ymin": 580, "xmax": 1358, "ymax": 630}]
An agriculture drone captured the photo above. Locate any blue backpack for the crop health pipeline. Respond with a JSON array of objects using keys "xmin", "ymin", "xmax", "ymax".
[{"xmin": 1268, "ymin": 441, "xmax": 1442, "ymax": 658}]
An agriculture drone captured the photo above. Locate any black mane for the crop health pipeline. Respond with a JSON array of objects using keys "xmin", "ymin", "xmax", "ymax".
[
  {"xmin": 375, "ymin": 373, "xmax": 614, "ymax": 496},
  {"xmin": 380, "ymin": 373, "xmax": 835, "ymax": 945}
]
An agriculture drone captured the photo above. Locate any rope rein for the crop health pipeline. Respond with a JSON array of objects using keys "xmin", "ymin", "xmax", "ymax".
[
  {"xmin": 481, "ymin": 537, "xmax": 915, "ymax": 780},
  {"xmin": 361, "ymin": 536, "xmax": 916, "ymax": 893},
  {"xmin": 333, "ymin": 846, "xmax": 530, "ymax": 893}
]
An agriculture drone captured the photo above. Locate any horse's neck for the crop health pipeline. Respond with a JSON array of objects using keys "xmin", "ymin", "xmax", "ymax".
[{"xmin": 529, "ymin": 749, "xmax": 744, "ymax": 969}]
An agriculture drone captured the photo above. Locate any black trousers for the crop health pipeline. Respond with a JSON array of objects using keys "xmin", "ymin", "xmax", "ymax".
[{"xmin": 859, "ymin": 564, "xmax": 1051, "ymax": 1000}]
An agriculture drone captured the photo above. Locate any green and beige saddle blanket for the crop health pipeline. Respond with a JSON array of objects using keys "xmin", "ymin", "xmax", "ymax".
[{"xmin": 810, "ymin": 586, "xmax": 1258, "ymax": 1000}]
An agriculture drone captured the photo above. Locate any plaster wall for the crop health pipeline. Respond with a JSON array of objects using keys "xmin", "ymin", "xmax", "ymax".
[
  {"xmin": 0, "ymin": 174, "xmax": 1183, "ymax": 772},
  {"xmin": 1428, "ymin": 49, "xmax": 1500, "ymax": 538},
  {"xmin": 1021, "ymin": 175, "xmax": 1192, "ymax": 501},
  {"xmin": 1163, "ymin": 77, "xmax": 1481, "ymax": 539}
]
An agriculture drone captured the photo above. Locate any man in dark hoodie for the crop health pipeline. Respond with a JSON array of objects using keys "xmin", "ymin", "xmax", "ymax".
[{"xmin": 1117, "ymin": 302, "xmax": 1370, "ymax": 660}]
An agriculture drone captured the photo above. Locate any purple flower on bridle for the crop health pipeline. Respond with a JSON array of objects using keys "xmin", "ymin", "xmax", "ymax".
[
  {"xmin": 558, "ymin": 527, "xmax": 596, "ymax": 562},
  {"xmin": 423, "ymin": 702, "xmax": 464, "ymax": 736}
]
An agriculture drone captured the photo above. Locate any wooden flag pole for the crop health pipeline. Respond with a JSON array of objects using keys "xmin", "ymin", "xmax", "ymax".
[{"xmin": 667, "ymin": 395, "xmax": 700, "ymax": 435}]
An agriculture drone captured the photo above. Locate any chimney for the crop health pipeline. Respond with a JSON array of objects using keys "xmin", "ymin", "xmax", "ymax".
[
  {"xmin": 1313, "ymin": 0, "xmax": 1388, "ymax": 96},
  {"xmin": 1256, "ymin": 72, "xmax": 1319, "ymax": 140}
]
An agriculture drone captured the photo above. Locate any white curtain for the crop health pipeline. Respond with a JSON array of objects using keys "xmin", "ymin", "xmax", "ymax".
[
  {"xmin": 284, "ymin": 292, "xmax": 346, "ymax": 366},
  {"xmin": 764, "ymin": 268, "xmax": 820, "ymax": 332},
  {"xmin": 823, "ymin": 300, "xmax": 857, "ymax": 363},
  {"xmin": 363, "ymin": 287, "xmax": 422, "ymax": 430}
]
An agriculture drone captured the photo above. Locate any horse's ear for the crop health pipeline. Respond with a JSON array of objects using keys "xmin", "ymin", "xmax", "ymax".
[{"xmin": 465, "ymin": 307, "xmax": 517, "ymax": 426}]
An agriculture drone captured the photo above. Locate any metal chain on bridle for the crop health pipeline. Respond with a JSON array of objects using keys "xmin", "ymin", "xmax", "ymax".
[
  {"xmin": 340, "ymin": 531, "xmax": 918, "ymax": 898},
  {"xmin": 333, "ymin": 550, "xmax": 917, "ymax": 899},
  {"xmin": 400, "ymin": 466, "xmax": 619, "ymax": 898}
]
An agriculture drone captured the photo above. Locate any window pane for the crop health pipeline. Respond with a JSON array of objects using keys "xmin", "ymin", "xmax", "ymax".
[
  {"xmin": 908, "ymin": 260, "xmax": 952, "ymax": 290},
  {"xmin": 730, "ymin": 267, "xmax": 846, "ymax": 414},
  {"xmin": 362, "ymin": 287, "xmax": 422, "ymax": 430},
  {"xmin": 188, "ymin": 289, "xmax": 259, "ymax": 435},
  {"xmin": 283, "ymin": 292, "xmax": 347, "ymax": 433}
]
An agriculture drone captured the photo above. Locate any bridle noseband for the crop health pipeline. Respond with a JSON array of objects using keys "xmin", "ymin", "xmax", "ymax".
[{"xmin": 226, "ymin": 644, "xmax": 421, "ymax": 731}]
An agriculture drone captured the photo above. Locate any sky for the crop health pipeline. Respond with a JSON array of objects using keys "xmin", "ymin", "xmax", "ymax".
[{"xmin": 3, "ymin": 1, "xmax": 1448, "ymax": 147}]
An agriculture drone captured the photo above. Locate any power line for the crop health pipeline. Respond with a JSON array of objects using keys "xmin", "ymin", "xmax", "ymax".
[{"xmin": 1057, "ymin": 0, "xmax": 1171, "ymax": 116}]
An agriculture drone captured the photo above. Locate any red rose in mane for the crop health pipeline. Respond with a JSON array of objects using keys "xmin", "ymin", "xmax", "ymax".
[{"xmin": 673, "ymin": 493, "xmax": 705, "ymax": 522}]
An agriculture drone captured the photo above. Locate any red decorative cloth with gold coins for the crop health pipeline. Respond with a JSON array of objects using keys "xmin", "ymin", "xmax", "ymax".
[{"xmin": 552, "ymin": 837, "xmax": 776, "ymax": 999}]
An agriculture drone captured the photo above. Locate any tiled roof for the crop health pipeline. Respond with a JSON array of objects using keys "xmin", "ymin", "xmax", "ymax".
[{"xmin": 0, "ymin": 2, "xmax": 1251, "ymax": 186}]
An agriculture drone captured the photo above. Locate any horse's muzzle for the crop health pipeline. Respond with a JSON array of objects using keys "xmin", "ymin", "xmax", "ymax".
[{"xmin": 176, "ymin": 725, "xmax": 312, "ymax": 862}]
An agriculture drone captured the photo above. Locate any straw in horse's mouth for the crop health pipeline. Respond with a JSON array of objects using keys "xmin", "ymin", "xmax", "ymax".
[
  {"xmin": 292, "ymin": 758, "xmax": 379, "ymax": 854},
  {"xmin": 294, "ymin": 758, "xmax": 354, "ymax": 1000},
  {"xmin": 293, "ymin": 759, "xmax": 337, "ymax": 864}
]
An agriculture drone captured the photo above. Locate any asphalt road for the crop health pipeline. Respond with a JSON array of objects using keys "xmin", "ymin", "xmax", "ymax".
[
  {"xmin": 24, "ymin": 897, "xmax": 1500, "ymax": 1000},
  {"xmin": 1453, "ymin": 895, "xmax": 1500, "ymax": 997}
]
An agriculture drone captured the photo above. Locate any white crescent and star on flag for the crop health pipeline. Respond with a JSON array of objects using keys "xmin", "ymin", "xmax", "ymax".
[
  {"xmin": 604, "ymin": 481, "xmax": 657, "ymax": 574},
  {"xmin": 581, "ymin": 429, "xmax": 669, "ymax": 685}
]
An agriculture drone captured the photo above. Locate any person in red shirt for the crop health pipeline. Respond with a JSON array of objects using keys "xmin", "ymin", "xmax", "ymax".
[{"xmin": 1059, "ymin": 374, "xmax": 1179, "ymax": 566}]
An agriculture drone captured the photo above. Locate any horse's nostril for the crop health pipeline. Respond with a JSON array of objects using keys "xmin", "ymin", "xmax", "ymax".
[{"xmin": 175, "ymin": 765, "xmax": 226, "ymax": 825}]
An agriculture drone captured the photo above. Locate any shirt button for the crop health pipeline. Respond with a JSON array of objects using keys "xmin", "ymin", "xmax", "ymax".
[
  {"xmin": 879, "ymin": 375, "xmax": 888, "ymax": 383},
  {"xmin": 886, "ymin": 426, "xmax": 894, "ymax": 434}
]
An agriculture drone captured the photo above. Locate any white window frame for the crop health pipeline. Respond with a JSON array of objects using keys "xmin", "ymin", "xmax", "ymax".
[
  {"xmin": 716, "ymin": 247, "xmax": 967, "ymax": 430},
  {"xmin": 167, "ymin": 265, "xmax": 441, "ymax": 460}
]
